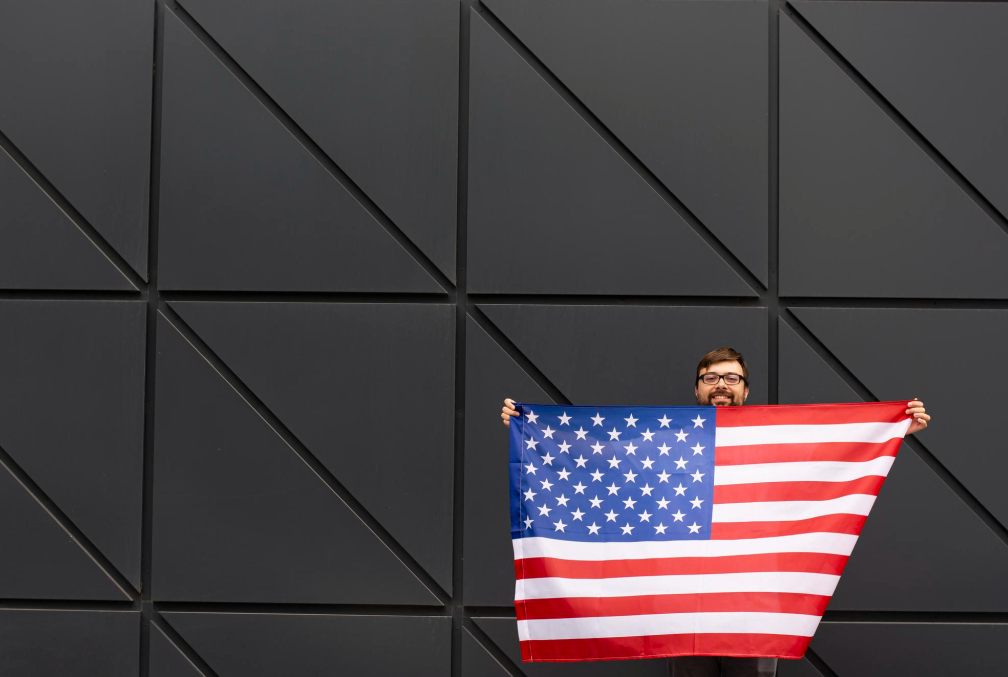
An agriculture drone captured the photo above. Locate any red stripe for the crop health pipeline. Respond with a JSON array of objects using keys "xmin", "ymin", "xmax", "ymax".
[
  {"xmin": 516, "ymin": 591, "xmax": 832, "ymax": 621},
  {"xmin": 710, "ymin": 514, "xmax": 866, "ymax": 539},
  {"xmin": 713, "ymin": 477, "xmax": 884, "ymax": 503},
  {"xmin": 715, "ymin": 401, "xmax": 909, "ymax": 427},
  {"xmin": 520, "ymin": 632, "xmax": 811, "ymax": 662},
  {"xmin": 713, "ymin": 440, "xmax": 901, "ymax": 465},
  {"xmin": 515, "ymin": 552, "xmax": 848, "ymax": 580}
]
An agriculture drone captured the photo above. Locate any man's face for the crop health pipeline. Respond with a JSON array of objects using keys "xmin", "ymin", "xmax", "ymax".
[{"xmin": 695, "ymin": 360, "xmax": 749, "ymax": 406}]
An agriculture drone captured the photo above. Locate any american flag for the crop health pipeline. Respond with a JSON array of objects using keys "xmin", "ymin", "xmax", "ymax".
[{"xmin": 508, "ymin": 401, "xmax": 912, "ymax": 662}]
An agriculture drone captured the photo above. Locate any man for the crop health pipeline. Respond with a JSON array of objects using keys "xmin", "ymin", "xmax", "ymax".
[{"xmin": 501, "ymin": 346, "xmax": 930, "ymax": 676}]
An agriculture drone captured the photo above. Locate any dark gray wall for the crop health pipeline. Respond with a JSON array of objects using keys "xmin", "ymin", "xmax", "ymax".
[{"xmin": 1, "ymin": 1, "xmax": 1006, "ymax": 675}]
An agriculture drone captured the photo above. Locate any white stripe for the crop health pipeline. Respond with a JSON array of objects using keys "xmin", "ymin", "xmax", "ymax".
[
  {"xmin": 713, "ymin": 456, "xmax": 895, "ymax": 485},
  {"xmin": 515, "ymin": 571, "xmax": 840, "ymax": 601},
  {"xmin": 715, "ymin": 420, "xmax": 909, "ymax": 447},
  {"xmin": 517, "ymin": 611, "xmax": 822, "ymax": 641},
  {"xmin": 513, "ymin": 532, "xmax": 857, "ymax": 561},
  {"xmin": 712, "ymin": 494, "xmax": 876, "ymax": 523}
]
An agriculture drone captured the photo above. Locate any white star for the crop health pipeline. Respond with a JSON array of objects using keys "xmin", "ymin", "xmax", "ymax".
[
  {"xmin": 574, "ymin": 454, "xmax": 588, "ymax": 468},
  {"xmin": 624, "ymin": 413, "xmax": 638, "ymax": 427},
  {"xmin": 638, "ymin": 510, "xmax": 652, "ymax": 523},
  {"xmin": 641, "ymin": 428, "xmax": 656, "ymax": 442},
  {"xmin": 537, "ymin": 504, "xmax": 552, "ymax": 516},
  {"xmin": 672, "ymin": 509, "xmax": 685, "ymax": 522},
  {"xmin": 657, "ymin": 442, "xmax": 672, "ymax": 456},
  {"xmin": 587, "ymin": 522, "xmax": 601, "ymax": 535},
  {"xmin": 623, "ymin": 496, "xmax": 637, "ymax": 510},
  {"xmin": 623, "ymin": 469, "xmax": 637, "ymax": 483},
  {"xmin": 590, "ymin": 469, "xmax": 604, "ymax": 482},
  {"xmin": 571, "ymin": 508, "xmax": 585, "ymax": 521},
  {"xmin": 574, "ymin": 427, "xmax": 588, "ymax": 440},
  {"xmin": 692, "ymin": 414, "xmax": 706, "ymax": 428},
  {"xmin": 607, "ymin": 427, "xmax": 621, "ymax": 441},
  {"xmin": 525, "ymin": 410, "xmax": 538, "ymax": 424},
  {"xmin": 523, "ymin": 488, "xmax": 536, "ymax": 502},
  {"xmin": 641, "ymin": 456, "xmax": 655, "ymax": 470},
  {"xmin": 691, "ymin": 469, "xmax": 704, "ymax": 483},
  {"xmin": 657, "ymin": 470, "xmax": 671, "ymax": 483},
  {"xmin": 606, "ymin": 482, "xmax": 620, "ymax": 496},
  {"xmin": 658, "ymin": 414, "xmax": 672, "ymax": 428},
  {"xmin": 691, "ymin": 443, "xmax": 705, "ymax": 456},
  {"xmin": 675, "ymin": 429, "xmax": 688, "ymax": 443},
  {"xmin": 656, "ymin": 497, "xmax": 671, "ymax": 510},
  {"xmin": 524, "ymin": 462, "xmax": 537, "ymax": 475},
  {"xmin": 540, "ymin": 478, "xmax": 553, "ymax": 491},
  {"xmin": 590, "ymin": 441, "xmax": 605, "ymax": 455},
  {"xmin": 591, "ymin": 412, "xmax": 605, "ymax": 427},
  {"xmin": 553, "ymin": 519, "xmax": 567, "ymax": 532},
  {"xmin": 573, "ymin": 481, "xmax": 587, "ymax": 495},
  {"xmin": 688, "ymin": 522, "xmax": 701, "ymax": 534},
  {"xmin": 556, "ymin": 468, "xmax": 571, "ymax": 481},
  {"xmin": 525, "ymin": 437, "xmax": 539, "ymax": 450},
  {"xmin": 674, "ymin": 456, "xmax": 688, "ymax": 470},
  {"xmin": 654, "ymin": 523, "xmax": 668, "ymax": 535},
  {"xmin": 558, "ymin": 440, "xmax": 572, "ymax": 454},
  {"xmin": 589, "ymin": 495, "xmax": 603, "ymax": 509},
  {"xmin": 541, "ymin": 426, "xmax": 555, "ymax": 439},
  {"xmin": 607, "ymin": 455, "xmax": 622, "ymax": 469},
  {"xmin": 623, "ymin": 442, "xmax": 638, "ymax": 455},
  {"xmin": 690, "ymin": 496, "xmax": 704, "ymax": 509},
  {"xmin": 621, "ymin": 522, "xmax": 635, "ymax": 535},
  {"xmin": 673, "ymin": 483, "xmax": 687, "ymax": 496},
  {"xmin": 640, "ymin": 483, "xmax": 654, "ymax": 497},
  {"xmin": 555, "ymin": 494, "xmax": 569, "ymax": 507},
  {"xmin": 605, "ymin": 509, "xmax": 618, "ymax": 522},
  {"xmin": 540, "ymin": 451, "xmax": 554, "ymax": 466},
  {"xmin": 524, "ymin": 516, "xmax": 534, "ymax": 529},
  {"xmin": 558, "ymin": 412, "xmax": 572, "ymax": 425}
]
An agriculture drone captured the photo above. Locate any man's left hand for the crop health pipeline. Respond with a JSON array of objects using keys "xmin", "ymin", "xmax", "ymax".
[{"xmin": 905, "ymin": 399, "xmax": 930, "ymax": 435}]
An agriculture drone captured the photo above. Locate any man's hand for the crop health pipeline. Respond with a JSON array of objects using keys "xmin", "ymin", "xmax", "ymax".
[
  {"xmin": 905, "ymin": 399, "xmax": 930, "ymax": 435},
  {"xmin": 501, "ymin": 397, "xmax": 519, "ymax": 427}
]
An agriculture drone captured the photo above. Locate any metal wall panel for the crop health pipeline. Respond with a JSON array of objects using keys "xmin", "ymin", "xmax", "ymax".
[{"xmin": 1, "ymin": 0, "xmax": 1005, "ymax": 675}]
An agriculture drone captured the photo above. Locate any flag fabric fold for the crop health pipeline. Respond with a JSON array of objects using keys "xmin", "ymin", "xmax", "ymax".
[{"xmin": 508, "ymin": 401, "xmax": 912, "ymax": 662}]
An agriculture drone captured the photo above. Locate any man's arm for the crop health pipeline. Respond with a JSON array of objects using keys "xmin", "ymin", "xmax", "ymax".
[{"xmin": 905, "ymin": 399, "xmax": 930, "ymax": 435}]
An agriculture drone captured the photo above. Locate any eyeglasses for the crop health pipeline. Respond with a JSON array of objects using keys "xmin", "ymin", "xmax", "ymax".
[{"xmin": 697, "ymin": 372, "xmax": 747, "ymax": 386}]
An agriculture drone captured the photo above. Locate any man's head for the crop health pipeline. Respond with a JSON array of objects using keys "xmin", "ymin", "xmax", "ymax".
[{"xmin": 695, "ymin": 347, "xmax": 749, "ymax": 406}]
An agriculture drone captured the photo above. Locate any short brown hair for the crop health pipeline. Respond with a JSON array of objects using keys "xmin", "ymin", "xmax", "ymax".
[{"xmin": 696, "ymin": 347, "xmax": 749, "ymax": 384}]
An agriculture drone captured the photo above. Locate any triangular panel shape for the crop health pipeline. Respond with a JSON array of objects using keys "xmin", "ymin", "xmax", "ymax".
[
  {"xmin": 150, "ymin": 625, "xmax": 206, "ymax": 677},
  {"xmin": 791, "ymin": 306, "xmax": 1008, "ymax": 540},
  {"xmin": 0, "ymin": 462, "xmax": 129, "ymax": 600},
  {"xmin": 175, "ymin": 0, "xmax": 459, "ymax": 282},
  {"xmin": 0, "ymin": 0, "xmax": 151, "ymax": 278},
  {"xmin": 0, "ymin": 610, "xmax": 139, "ymax": 677},
  {"xmin": 158, "ymin": 10, "xmax": 443, "ymax": 293},
  {"xmin": 478, "ymin": 304, "xmax": 767, "ymax": 405},
  {"xmin": 0, "ymin": 148, "xmax": 134, "ymax": 290},
  {"xmin": 779, "ymin": 318, "xmax": 1008, "ymax": 611},
  {"xmin": 464, "ymin": 314, "xmax": 554, "ymax": 607},
  {"xmin": 779, "ymin": 17, "xmax": 1008, "ymax": 298},
  {"xmin": 794, "ymin": 1, "xmax": 1008, "ymax": 219},
  {"xmin": 482, "ymin": 0, "xmax": 769, "ymax": 284},
  {"xmin": 163, "ymin": 612, "xmax": 450, "ymax": 677},
  {"xmin": 463, "ymin": 627, "xmax": 512, "ymax": 677},
  {"xmin": 466, "ymin": 12, "xmax": 756, "ymax": 297},
  {"xmin": 151, "ymin": 312, "xmax": 439, "ymax": 604}
]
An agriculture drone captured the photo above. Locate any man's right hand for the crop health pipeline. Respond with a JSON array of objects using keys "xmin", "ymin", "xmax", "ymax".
[{"xmin": 501, "ymin": 398, "xmax": 519, "ymax": 427}]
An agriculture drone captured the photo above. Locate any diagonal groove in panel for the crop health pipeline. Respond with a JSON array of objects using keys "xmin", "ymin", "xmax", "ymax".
[
  {"xmin": 166, "ymin": 3, "xmax": 454, "ymax": 294},
  {"xmin": 157, "ymin": 304, "xmax": 450, "ymax": 604},
  {"xmin": 0, "ymin": 130, "xmax": 143, "ymax": 290},
  {"xmin": 783, "ymin": 3, "xmax": 1008, "ymax": 239},
  {"xmin": 475, "ymin": 3, "xmax": 766, "ymax": 296},
  {"xmin": 152, "ymin": 618, "xmax": 217, "ymax": 677},
  {"xmin": 781, "ymin": 309, "xmax": 1008, "ymax": 548},
  {"xmin": 464, "ymin": 618, "xmax": 527, "ymax": 677},
  {"xmin": 803, "ymin": 646, "xmax": 840, "ymax": 677},
  {"xmin": 0, "ymin": 443, "xmax": 135, "ymax": 600},
  {"xmin": 468, "ymin": 305, "xmax": 571, "ymax": 406}
]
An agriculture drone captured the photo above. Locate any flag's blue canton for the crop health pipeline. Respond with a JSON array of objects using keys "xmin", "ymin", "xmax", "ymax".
[{"xmin": 510, "ymin": 404, "xmax": 716, "ymax": 542}]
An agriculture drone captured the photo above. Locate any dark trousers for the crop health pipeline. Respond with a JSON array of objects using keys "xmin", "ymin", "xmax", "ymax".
[{"xmin": 668, "ymin": 656, "xmax": 778, "ymax": 677}]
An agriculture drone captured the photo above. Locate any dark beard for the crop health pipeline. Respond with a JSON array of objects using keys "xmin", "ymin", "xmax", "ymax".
[{"xmin": 697, "ymin": 389, "xmax": 743, "ymax": 406}]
